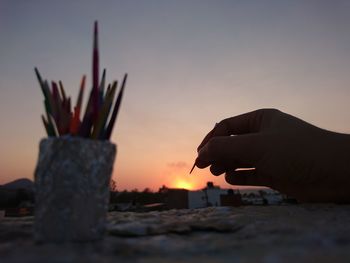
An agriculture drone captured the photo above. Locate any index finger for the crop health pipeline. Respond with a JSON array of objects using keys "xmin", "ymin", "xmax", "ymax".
[
  {"xmin": 197, "ymin": 133, "xmax": 262, "ymax": 168},
  {"xmin": 197, "ymin": 110, "xmax": 263, "ymax": 151}
]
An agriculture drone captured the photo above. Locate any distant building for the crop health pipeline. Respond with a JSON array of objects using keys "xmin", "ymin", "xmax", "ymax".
[
  {"xmin": 162, "ymin": 182, "xmax": 285, "ymax": 209},
  {"xmin": 165, "ymin": 182, "xmax": 243, "ymax": 209},
  {"xmin": 241, "ymin": 192, "xmax": 264, "ymax": 205},
  {"xmin": 220, "ymin": 189, "xmax": 243, "ymax": 207},
  {"xmin": 264, "ymin": 191, "xmax": 284, "ymax": 205},
  {"xmin": 5, "ymin": 207, "xmax": 33, "ymax": 217},
  {"xmin": 240, "ymin": 189, "xmax": 284, "ymax": 205},
  {"xmin": 166, "ymin": 189, "xmax": 188, "ymax": 209}
]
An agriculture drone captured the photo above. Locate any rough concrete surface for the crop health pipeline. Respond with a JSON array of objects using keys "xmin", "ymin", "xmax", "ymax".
[
  {"xmin": 34, "ymin": 137, "xmax": 116, "ymax": 242},
  {"xmin": 1, "ymin": 205, "xmax": 350, "ymax": 263}
]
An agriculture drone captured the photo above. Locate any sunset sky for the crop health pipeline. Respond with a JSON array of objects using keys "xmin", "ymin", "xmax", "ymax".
[{"xmin": 1, "ymin": 1, "xmax": 350, "ymax": 191}]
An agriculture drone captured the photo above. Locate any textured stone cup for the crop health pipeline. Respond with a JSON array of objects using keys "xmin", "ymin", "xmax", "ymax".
[{"xmin": 34, "ymin": 136, "xmax": 116, "ymax": 242}]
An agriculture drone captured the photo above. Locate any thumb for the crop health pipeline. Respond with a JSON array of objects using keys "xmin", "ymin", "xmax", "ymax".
[{"xmin": 225, "ymin": 169, "xmax": 267, "ymax": 187}]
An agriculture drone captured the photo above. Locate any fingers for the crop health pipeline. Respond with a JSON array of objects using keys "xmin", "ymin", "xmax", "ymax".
[
  {"xmin": 197, "ymin": 109, "xmax": 281, "ymax": 151},
  {"xmin": 210, "ymin": 164, "xmax": 226, "ymax": 176},
  {"xmin": 225, "ymin": 169, "xmax": 268, "ymax": 187},
  {"xmin": 196, "ymin": 133, "xmax": 262, "ymax": 169},
  {"xmin": 206, "ymin": 162, "xmax": 253, "ymax": 176}
]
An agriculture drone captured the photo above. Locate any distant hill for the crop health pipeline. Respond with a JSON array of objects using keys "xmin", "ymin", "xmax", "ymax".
[{"xmin": 1, "ymin": 178, "xmax": 34, "ymax": 191}]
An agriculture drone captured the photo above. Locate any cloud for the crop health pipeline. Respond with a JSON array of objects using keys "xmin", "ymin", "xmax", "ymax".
[{"xmin": 167, "ymin": 161, "xmax": 189, "ymax": 170}]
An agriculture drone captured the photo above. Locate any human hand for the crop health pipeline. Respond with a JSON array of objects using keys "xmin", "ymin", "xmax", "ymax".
[{"xmin": 196, "ymin": 109, "xmax": 350, "ymax": 202}]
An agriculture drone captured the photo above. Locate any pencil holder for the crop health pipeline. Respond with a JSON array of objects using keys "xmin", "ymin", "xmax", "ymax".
[
  {"xmin": 33, "ymin": 21, "xmax": 127, "ymax": 242},
  {"xmin": 34, "ymin": 137, "xmax": 116, "ymax": 242}
]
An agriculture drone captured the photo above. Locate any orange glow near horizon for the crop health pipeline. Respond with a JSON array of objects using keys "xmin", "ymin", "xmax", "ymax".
[{"xmin": 172, "ymin": 178, "xmax": 195, "ymax": 190}]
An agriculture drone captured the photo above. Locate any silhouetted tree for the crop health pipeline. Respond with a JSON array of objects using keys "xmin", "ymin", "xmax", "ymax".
[
  {"xmin": 109, "ymin": 178, "xmax": 117, "ymax": 192},
  {"xmin": 158, "ymin": 185, "xmax": 168, "ymax": 193},
  {"xmin": 143, "ymin": 187, "xmax": 152, "ymax": 193}
]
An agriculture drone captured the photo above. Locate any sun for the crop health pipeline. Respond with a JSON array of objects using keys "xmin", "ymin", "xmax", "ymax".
[{"xmin": 173, "ymin": 179, "xmax": 194, "ymax": 190}]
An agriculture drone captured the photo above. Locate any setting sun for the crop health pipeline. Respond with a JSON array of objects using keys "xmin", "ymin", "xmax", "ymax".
[{"xmin": 173, "ymin": 179, "xmax": 194, "ymax": 190}]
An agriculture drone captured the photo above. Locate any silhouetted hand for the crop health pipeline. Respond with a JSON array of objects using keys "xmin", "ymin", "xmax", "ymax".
[{"xmin": 196, "ymin": 109, "xmax": 350, "ymax": 203}]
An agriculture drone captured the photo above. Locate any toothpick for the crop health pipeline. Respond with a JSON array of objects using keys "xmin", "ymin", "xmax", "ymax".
[{"xmin": 189, "ymin": 161, "xmax": 196, "ymax": 174}]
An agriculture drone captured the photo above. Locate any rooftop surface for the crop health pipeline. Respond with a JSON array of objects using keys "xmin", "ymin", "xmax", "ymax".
[{"xmin": 1, "ymin": 205, "xmax": 350, "ymax": 262}]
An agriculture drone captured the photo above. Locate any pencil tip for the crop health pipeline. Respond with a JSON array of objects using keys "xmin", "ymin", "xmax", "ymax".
[{"xmin": 189, "ymin": 163, "xmax": 196, "ymax": 174}]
